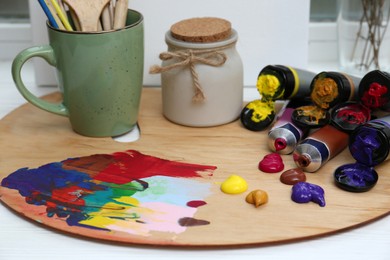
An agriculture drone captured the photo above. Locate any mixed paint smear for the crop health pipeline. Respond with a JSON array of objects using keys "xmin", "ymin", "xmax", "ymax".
[{"xmin": 1, "ymin": 150, "xmax": 216, "ymax": 236}]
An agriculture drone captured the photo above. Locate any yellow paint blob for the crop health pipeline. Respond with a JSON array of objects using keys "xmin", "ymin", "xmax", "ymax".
[
  {"xmin": 220, "ymin": 175, "xmax": 248, "ymax": 194},
  {"xmin": 246, "ymin": 100, "xmax": 275, "ymax": 122},
  {"xmin": 257, "ymin": 74, "xmax": 282, "ymax": 99}
]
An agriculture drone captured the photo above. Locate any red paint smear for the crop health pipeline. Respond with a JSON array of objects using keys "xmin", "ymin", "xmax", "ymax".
[
  {"xmin": 259, "ymin": 153, "xmax": 284, "ymax": 173},
  {"xmin": 187, "ymin": 200, "xmax": 207, "ymax": 208},
  {"xmin": 51, "ymin": 185, "xmax": 87, "ymax": 207},
  {"xmin": 65, "ymin": 150, "xmax": 217, "ymax": 184}
]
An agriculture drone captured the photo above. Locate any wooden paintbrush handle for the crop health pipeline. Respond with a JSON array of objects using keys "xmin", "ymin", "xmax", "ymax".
[
  {"xmin": 63, "ymin": 0, "xmax": 111, "ymax": 31},
  {"xmin": 101, "ymin": 5, "xmax": 112, "ymax": 31},
  {"xmin": 113, "ymin": 0, "xmax": 128, "ymax": 29}
]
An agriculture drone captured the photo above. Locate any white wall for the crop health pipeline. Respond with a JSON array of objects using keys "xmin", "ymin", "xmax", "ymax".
[{"xmin": 29, "ymin": 0, "xmax": 310, "ymax": 87}]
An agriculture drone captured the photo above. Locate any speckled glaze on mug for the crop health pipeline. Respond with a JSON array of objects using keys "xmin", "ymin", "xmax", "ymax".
[{"xmin": 12, "ymin": 9, "xmax": 144, "ymax": 137}]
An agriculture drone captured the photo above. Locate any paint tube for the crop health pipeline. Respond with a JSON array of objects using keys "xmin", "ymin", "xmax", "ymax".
[
  {"xmin": 240, "ymin": 65, "xmax": 316, "ymax": 131},
  {"xmin": 293, "ymin": 102, "xmax": 371, "ymax": 172},
  {"xmin": 333, "ymin": 115, "xmax": 390, "ymax": 192},
  {"xmin": 291, "ymin": 71, "xmax": 361, "ymax": 129},
  {"xmin": 257, "ymin": 65, "xmax": 316, "ymax": 100},
  {"xmin": 358, "ymin": 70, "xmax": 390, "ymax": 111},
  {"xmin": 311, "ymin": 71, "xmax": 361, "ymax": 107},
  {"xmin": 267, "ymin": 99, "xmax": 311, "ymax": 154},
  {"xmin": 348, "ymin": 115, "xmax": 390, "ymax": 166}
]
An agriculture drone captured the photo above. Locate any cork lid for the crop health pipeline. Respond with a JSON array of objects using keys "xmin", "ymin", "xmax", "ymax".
[{"xmin": 170, "ymin": 17, "xmax": 232, "ymax": 43}]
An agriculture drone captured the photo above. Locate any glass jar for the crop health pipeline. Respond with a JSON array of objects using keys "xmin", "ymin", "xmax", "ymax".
[
  {"xmin": 159, "ymin": 29, "xmax": 244, "ymax": 127},
  {"xmin": 338, "ymin": 0, "xmax": 390, "ymax": 76}
]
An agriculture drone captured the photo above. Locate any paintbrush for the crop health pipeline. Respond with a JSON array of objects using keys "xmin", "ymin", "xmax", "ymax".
[
  {"xmin": 113, "ymin": 0, "xmax": 128, "ymax": 29},
  {"xmin": 50, "ymin": 0, "xmax": 73, "ymax": 31},
  {"xmin": 62, "ymin": 0, "xmax": 112, "ymax": 32},
  {"xmin": 101, "ymin": 3, "xmax": 112, "ymax": 31},
  {"xmin": 38, "ymin": 0, "xmax": 64, "ymax": 29}
]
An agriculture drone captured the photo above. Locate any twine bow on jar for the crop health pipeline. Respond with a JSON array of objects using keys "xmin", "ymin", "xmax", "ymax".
[{"xmin": 149, "ymin": 48, "xmax": 228, "ymax": 102}]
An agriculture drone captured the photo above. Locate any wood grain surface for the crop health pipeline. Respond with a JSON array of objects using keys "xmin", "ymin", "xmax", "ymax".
[{"xmin": 1, "ymin": 87, "xmax": 390, "ymax": 247}]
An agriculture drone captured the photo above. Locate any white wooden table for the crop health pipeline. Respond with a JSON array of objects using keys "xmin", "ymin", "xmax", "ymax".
[{"xmin": 1, "ymin": 60, "xmax": 390, "ymax": 260}]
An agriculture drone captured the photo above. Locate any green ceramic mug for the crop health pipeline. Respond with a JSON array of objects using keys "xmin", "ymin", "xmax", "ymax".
[{"xmin": 12, "ymin": 9, "xmax": 144, "ymax": 137}]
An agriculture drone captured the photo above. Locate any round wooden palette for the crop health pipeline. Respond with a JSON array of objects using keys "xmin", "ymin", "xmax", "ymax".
[{"xmin": 1, "ymin": 88, "xmax": 390, "ymax": 247}]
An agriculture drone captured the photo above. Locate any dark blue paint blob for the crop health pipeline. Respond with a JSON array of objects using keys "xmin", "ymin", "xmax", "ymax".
[{"xmin": 334, "ymin": 163, "xmax": 378, "ymax": 192}]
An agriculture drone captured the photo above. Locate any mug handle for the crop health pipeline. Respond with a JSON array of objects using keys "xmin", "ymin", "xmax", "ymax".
[{"xmin": 11, "ymin": 45, "xmax": 69, "ymax": 117}]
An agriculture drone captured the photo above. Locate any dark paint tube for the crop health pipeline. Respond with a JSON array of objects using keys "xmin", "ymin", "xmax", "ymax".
[
  {"xmin": 293, "ymin": 102, "xmax": 371, "ymax": 173},
  {"xmin": 333, "ymin": 116, "xmax": 390, "ymax": 192},
  {"xmin": 291, "ymin": 71, "xmax": 361, "ymax": 129},
  {"xmin": 241, "ymin": 65, "xmax": 316, "ymax": 131}
]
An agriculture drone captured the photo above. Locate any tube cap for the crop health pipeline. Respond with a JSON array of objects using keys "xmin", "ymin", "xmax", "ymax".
[
  {"xmin": 334, "ymin": 163, "xmax": 378, "ymax": 192},
  {"xmin": 330, "ymin": 101, "xmax": 371, "ymax": 133},
  {"xmin": 240, "ymin": 100, "xmax": 275, "ymax": 131}
]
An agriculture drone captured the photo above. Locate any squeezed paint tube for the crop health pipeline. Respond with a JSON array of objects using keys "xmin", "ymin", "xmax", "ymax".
[
  {"xmin": 268, "ymin": 99, "xmax": 311, "ymax": 154},
  {"xmin": 348, "ymin": 115, "xmax": 390, "ymax": 167},
  {"xmin": 333, "ymin": 115, "xmax": 390, "ymax": 192},
  {"xmin": 241, "ymin": 65, "xmax": 316, "ymax": 131},
  {"xmin": 291, "ymin": 71, "xmax": 361, "ymax": 129},
  {"xmin": 257, "ymin": 65, "xmax": 316, "ymax": 101},
  {"xmin": 293, "ymin": 102, "xmax": 371, "ymax": 172}
]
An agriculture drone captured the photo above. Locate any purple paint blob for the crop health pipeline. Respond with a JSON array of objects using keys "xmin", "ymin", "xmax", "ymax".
[{"xmin": 291, "ymin": 182, "xmax": 326, "ymax": 207}]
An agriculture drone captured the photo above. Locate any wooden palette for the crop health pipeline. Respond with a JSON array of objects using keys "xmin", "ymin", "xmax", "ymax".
[{"xmin": 1, "ymin": 87, "xmax": 390, "ymax": 247}]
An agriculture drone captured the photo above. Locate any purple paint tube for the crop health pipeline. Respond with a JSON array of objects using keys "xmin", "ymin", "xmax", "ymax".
[
  {"xmin": 349, "ymin": 115, "xmax": 390, "ymax": 166},
  {"xmin": 334, "ymin": 115, "xmax": 390, "ymax": 192}
]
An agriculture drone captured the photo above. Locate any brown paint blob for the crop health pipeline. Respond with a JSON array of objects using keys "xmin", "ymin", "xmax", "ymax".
[
  {"xmin": 280, "ymin": 168, "xmax": 306, "ymax": 185},
  {"xmin": 178, "ymin": 217, "xmax": 210, "ymax": 227}
]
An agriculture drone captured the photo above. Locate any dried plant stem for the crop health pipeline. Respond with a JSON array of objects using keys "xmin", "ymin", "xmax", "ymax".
[{"xmin": 350, "ymin": 0, "xmax": 390, "ymax": 70}]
